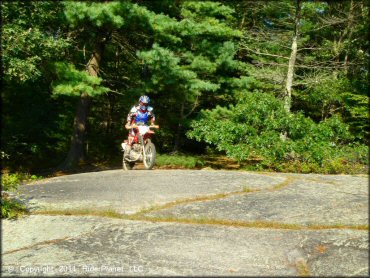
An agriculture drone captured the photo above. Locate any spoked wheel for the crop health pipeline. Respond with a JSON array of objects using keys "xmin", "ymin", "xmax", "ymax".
[
  {"xmin": 143, "ymin": 142, "xmax": 156, "ymax": 170},
  {"xmin": 122, "ymin": 153, "xmax": 135, "ymax": 170}
]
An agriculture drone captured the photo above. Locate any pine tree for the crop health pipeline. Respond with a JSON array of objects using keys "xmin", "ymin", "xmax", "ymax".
[
  {"xmin": 137, "ymin": 1, "xmax": 244, "ymax": 151},
  {"xmin": 2, "ymin": 2, "xmax": 72, "ymax": 170},
  {"xmin": 51, "ymin": 2, "xmax": 124, "ymax": 169}
]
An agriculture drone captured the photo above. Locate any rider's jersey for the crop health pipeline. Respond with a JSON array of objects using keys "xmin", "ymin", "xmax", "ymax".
[{"xmin": 127, "ymin": 105, "xmax": 155, "ymax": 125}]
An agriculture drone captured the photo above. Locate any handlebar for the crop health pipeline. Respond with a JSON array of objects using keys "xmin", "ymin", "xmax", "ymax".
[{"xmin": 125, "ymin": 124, "xmax": 159, "ymax": 130}]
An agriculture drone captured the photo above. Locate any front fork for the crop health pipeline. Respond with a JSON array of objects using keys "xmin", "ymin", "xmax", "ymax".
[{"xmin": 137, "ymin": 134, "xmax": 147, "ymax": 162}]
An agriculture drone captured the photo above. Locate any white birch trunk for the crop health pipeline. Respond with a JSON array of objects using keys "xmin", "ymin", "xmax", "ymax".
[{"xmin": 284, "ymin": 0, "xmax": 301, "ymax": 114}]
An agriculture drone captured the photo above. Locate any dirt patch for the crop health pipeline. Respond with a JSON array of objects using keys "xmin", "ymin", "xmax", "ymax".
[{"xmin": 202, "ymin": 155, "xmax": 241, "ymax": 169}]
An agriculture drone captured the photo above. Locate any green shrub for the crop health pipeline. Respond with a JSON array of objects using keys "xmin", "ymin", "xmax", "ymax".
[
  {"xmin": 1, "ymin": 197, "xmax": 27, "ymax": 219},
  {"xmin": 1, "ymin": 172, "xmax": 41, "ymax": 219},
  {"xmin": 2, "ymin": 173, "xmax": 21, "ymax": 192},
  {"xmin": 187, "ymin": 92, "xmax": 368, "ymax": 173},
  {"xmin": 2, "ymin": 172, "xmax": 42, "ymax": 191}
]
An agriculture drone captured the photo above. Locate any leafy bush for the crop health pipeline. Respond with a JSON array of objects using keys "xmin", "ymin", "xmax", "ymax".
[
  {"xmin": 187, "ymin": 92, "xmax": 368, "ymax": 173},
  {"xmin": 1, "ymin": 198, "xmax": 27, "ymax": 219},
  {"xmin": 2, "ymin": 172, "xmax": 41, "ymax": 191},
  {"xmin": 1, "ymin": 172, "xmax": 41, "ymax": 218},
  {"xmin": 2, "ymin": 173, "xmax": 21, "ymax": 192}
]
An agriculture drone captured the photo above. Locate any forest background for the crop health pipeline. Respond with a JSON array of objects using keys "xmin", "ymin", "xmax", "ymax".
[{"xmin": 1, "ymin": 0, "xmax": 369, "ymax": 176}]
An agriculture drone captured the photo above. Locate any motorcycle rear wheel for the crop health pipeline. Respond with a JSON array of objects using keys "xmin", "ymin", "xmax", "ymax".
[
  {"xmin": 143, "ymin": 142, "xmax": 156, "ymax": 170},
  {"xmin": 122, "ymin": 154, "xmax": 135, "ymax": 170}
]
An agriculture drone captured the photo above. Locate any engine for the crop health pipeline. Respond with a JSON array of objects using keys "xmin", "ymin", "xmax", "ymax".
[{"xmin": 129, "ymin": 144, "xmax": 142, "ymax": 160}]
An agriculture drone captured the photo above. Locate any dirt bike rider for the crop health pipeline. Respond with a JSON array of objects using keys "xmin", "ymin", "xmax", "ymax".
[{"xmin": 124, "ymin": 95, "xmax": 155, "ymax": 158}]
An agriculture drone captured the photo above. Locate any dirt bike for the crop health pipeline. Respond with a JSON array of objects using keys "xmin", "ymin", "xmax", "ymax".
[{"xmin": 121, "ymin": 124, "xmax": 159, "ymax": 170}]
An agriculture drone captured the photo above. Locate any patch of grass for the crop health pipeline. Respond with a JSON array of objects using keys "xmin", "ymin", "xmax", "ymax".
[
  {"xmin": 156, "ymin": 153, "xmax": 205, "ymax": 169},
  {"xmin": 269, "ymin": 176, "xmax": 297, "ymax": 191},
  {"xmin": 131, "ymin": 193, "xmax": 231, "ymax": 217},
  {"xmin": 131, "ymin": 187, "xmax": 266, "ymax": 218},
  {"xmin": 125, "ymin": 215, "xmax": 369, "ymax": 231},
  {"xmin": 3, "ymin": 236, "xmax": 73, "ymax": 255},
  {"xmin": 132, "ymin": 216, "xmax": 305, "ymax": 229},
  {"xmin": 32, "ymin": 209, "xmax": 368, "ymax": 231},
  {"xmin": 32, "ymin": 152, "xmax": 366, "ymax": 174},
  {"xmin": 1, "ymin": 197, "xmax": 28, "ymax": 219},
  {"xmin": 34, "ymin": 208, "xmax": 124, "ymax": 219},
  {"xmin": 132, "ymin": 178, "xmax": 293, "ymax": 217},
  {"xmin": 243, "ymin": 187, "xmax": 260, "ymax": 193}
]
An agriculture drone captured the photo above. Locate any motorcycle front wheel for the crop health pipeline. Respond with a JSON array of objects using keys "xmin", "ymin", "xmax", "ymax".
[{"xmin": 143, "ymin": 142, "xmax": 156, "ymax": 170}]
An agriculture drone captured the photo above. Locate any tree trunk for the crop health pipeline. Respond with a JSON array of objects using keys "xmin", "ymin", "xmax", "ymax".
[
  {"xmin": 172, "ymin": 101, "xmax": 185, "ymax": 153},
  {"xmin": 61, "ymin": 92, "xmax": 91, "ymax": 169},
  {"xmin": 281, "ymin": 0, "xmax": 301, "ymax": 141},
  {"xmin": 284, "ymin": 0, "xmax": 301, "ymax": 114},
  {"xmin": 343, "ymin": 0, "xmax": 355, "ymax": 75},
  {"xmin": 60, "ymin": 40, "xmax": 105, "ymax": 169}
]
